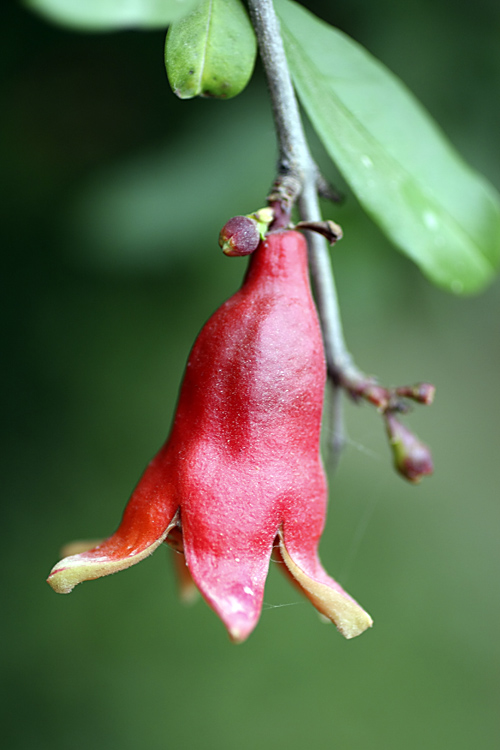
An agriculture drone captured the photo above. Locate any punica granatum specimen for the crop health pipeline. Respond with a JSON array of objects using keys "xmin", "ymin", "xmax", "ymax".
[{"xmin": 47, "ymin": 230, "xmax": 372, "ymax": 643}]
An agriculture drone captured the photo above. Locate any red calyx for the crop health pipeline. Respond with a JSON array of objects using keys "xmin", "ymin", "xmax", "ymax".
[{"xmin": 47, "ymin": 231, "xmax": 372, "ymax": 642}]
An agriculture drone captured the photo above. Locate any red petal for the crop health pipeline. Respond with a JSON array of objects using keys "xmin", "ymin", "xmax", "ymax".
[
  {"xmin": 278, "ymin": 531, "xmax": 372, "ymax": 639},
  {"xmin": 181, "ymin": 483, "xmax": 279, "ymax": 643},
  {"xmin": 280, "ymin": 475, "xmax": 373, "ymax": 638},
  {"xmin": 47, "ymin": 454, "xmax": 178, "ymax": 593}
]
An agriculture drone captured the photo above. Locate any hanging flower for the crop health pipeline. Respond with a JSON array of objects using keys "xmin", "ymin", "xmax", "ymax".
[{"xmin": 48, "ymin": 230, "xmax": 372, "ymax": 643}]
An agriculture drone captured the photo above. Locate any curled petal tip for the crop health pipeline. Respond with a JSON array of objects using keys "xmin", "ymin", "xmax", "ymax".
[
  {"xmin": 47, "ymin": 538, "xmax": 108, "ymax": 592},
  {"xmin": 47, "ymin": 567, "xmax": 77, "ymax": 595},
  {"xmin": 47, "ymin": 527, "xmax": 174, "ymax": 595},
  {"xmin": 279, "ymin": 533, "xmax": 373, "ymax": 639}
]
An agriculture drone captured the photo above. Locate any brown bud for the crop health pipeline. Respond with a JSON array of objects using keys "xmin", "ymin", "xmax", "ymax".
[
  {"xmin": 395, "ymin": 383, "xmax": 436, "ymax": 405},
  {"xmin": 219, "ymin": 216, "xmax": 261, "ymax": 257},
  {"xmin": 385, "ymin": 412, "xmax": 433, "ymax": 483}
]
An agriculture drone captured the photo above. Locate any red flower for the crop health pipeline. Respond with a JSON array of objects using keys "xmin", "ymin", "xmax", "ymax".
[{"xmin": 48, "ymin": 231, "xmax": 372, "ymax": 642}]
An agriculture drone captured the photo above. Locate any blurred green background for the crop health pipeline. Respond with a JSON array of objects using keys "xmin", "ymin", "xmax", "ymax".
[{"xmin": 2, "ymin": 1, "xmax": 500, "ymax": 748}]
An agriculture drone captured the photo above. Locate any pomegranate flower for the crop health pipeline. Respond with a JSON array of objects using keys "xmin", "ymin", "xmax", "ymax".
[{"xmin": 48, "ymin": 231, "xmax": 372, "ymax": 643}]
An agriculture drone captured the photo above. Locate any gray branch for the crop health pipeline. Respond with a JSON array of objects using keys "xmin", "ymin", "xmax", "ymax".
[{"xmin": 247, "ymin": 0, "xmax": 363, "ymax": 461}]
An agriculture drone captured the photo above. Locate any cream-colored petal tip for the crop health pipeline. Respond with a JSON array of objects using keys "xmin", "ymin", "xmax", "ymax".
[
  {"xmin": 332, "ymin": 601, "xmax": 373, "ymax": 640},
  {"xmin": 279, "ymin": 539, "xmax": 373, "ymax": 639},
  {"xmin": 46, "ymin": 554, "xmax": 125, "ymax": 594},
  {"xmin": 47, "ymin": 531, "xmax": 171, "ymax": 594},
  {"xmin": 304, "ymin": 574, "xmax": 373, "ymax": 639},
  {"xmin": 47, "ymin": 564, "xmax": 85, "ymax": 594}
]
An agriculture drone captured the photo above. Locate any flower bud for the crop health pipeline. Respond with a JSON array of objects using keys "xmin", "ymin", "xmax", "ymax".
[
  {"xmin": 395, "ymin": 383, "xmax": 436, "ymax": 405},
  {"xmin": 219, "ymin": 216, "xmax": 261, "ymax": 256},
  {"xmin": 385, "ymin": 412, "xmax": 434, "ymax": 483}
]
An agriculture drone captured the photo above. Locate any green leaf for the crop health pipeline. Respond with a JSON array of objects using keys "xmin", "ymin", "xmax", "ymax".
[
  {"xmin": 165, "ymin": 0, "xmax": 257, "ymax": 99},
  {"xmin": 275, "ymin": 0, "xmax": 500, "ymax": 294},
  {"xmin": 24, "ymin": 0, "xmax": 201, "ymax": 30}
]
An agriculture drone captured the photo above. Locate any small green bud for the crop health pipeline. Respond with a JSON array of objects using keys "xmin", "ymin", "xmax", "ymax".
[{"xmin": 165, "ymin": 0, "xmax": 257, "ymax": 100}]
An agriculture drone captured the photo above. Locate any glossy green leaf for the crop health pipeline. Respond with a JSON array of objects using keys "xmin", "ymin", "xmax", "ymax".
[
  {"xmin": 165, "ymin": 0, "xmax": 257, "ymax": 99},
  {"xmin": 276, "ymin": 0, "xmax": 500, "ymax": 294},
  {"xmin": 24, "ymin": 0, "xmax": 201, "ymax": 30}
]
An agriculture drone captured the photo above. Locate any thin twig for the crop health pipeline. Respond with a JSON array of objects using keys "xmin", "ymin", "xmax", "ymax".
[
  {"xmin": 247, "ymin": 0, "xmax": 357, "ymax": 463},
  {"xmin": 247, "ymin": 0, "xmax": 434, "ymax": 480}
]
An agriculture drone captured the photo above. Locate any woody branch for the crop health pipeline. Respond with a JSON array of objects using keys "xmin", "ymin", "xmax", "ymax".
[{"xmin": 246, "ymin": 0, "xmax": 434, "ymax": 477}]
